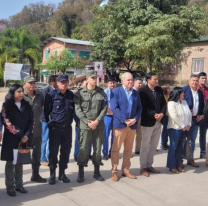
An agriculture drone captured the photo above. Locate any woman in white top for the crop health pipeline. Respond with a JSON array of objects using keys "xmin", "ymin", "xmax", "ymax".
[{"xmin": 167, "ymin": 87, "xmax": 192, "ymax": 174}]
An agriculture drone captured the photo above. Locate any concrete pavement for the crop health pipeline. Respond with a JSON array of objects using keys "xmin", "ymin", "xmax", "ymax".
[{"xmin": 0, "ymin": 91, "xmax": 208, "ymax": 206}]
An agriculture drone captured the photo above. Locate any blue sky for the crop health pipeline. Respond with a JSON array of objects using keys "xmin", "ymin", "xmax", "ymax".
[
  {"xmin": 0, "ymin": 0, "xmax": 62, "ymax": 19},
  {"xmin": 100, "ymin": 0, "xmax": 108, "ymax": 6}
]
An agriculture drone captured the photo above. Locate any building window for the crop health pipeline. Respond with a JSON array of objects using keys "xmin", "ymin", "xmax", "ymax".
[
  {"xmin": 67, "ymin": 50, "xmax": 76, "ymax": 57},
  {"xmin": 192, "ymin": 58, "xmax": 204, "ymax": 74},
  {"xmin": 45, "ymin": 51, "xmax": 49, "ymax": 59},
  {"xmin": 80, "ymin": 51, "xmax": 90, "ymax": 60},
  {"xmin": 55, "ymin": 51, "xmax": 58, "ymax": 56}
]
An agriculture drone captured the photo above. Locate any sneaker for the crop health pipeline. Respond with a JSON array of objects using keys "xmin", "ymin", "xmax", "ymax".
[
  {"xmin": 103, "ymin": 155, "xmax": 108, "ymax": 160},
  {"xmin": 160, "ymin": 145, "xmax": 168, "ymax": 150},
  {"xmin": 41, "ymin": 162, "xmax": 49, "ymax": 166},
  {"xmin": 200, "ymin": 154, "xmax": 206, "ymax": 159}
]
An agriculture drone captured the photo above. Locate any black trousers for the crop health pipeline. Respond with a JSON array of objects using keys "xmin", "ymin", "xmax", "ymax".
[
  {"xmin": 49, "ymin": 125, "xmax": 72, "ymax": 170},
  {"xmin": 31, "ymin": 136, "xmax": 41, "ymax": 170}
]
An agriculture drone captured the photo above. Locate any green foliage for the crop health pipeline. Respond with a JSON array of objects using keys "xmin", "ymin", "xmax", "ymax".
[
  {"xmin": 0, "ymin": 69, "xmax": 4, "ymax": 86},
  {"xmin": 89, "ymin": 0, "xmax": 205, "ymax": 72},
  {"xmin": 45, "ymin": 49, "xmax": 85, "ymax": 73},
  {"xmin": 0, "ymin": 28, "xmax": 40, "ymax": 70}
]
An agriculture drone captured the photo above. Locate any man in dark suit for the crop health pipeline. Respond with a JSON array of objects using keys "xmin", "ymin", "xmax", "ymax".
[
  {"xmin": 183, "ymin": 74, "xmax": 204, "ymax": 167},
  {"xmin": 139, "ymin": 72, "xmax": 166, "ymax": 177},
  {"xmin": 110, "ymin": 72, "xmax": 142, "ymax": 181}
]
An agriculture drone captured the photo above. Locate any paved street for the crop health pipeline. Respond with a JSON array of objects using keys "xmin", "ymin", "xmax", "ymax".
[{"xmin": 0, "ymin": 91, "xmax": 208, "ymax": 206}]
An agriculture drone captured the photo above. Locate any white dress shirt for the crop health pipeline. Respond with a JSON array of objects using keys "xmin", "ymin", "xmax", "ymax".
[{"xmin": 191, "ymin": 89, "xmax": 199, "ymax": 116}]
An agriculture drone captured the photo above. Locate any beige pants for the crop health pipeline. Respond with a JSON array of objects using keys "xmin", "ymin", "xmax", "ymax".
[
  {"xmin": 135, "ymin": 120, "xmax": 142, "ymax": 152},
  {"xmin": 140, "ymin": 121, "xmax": 162, "ymax": 169},
  {"xmin": 111, "ymin": 127, "xmax": 136, "ymax": 173}
]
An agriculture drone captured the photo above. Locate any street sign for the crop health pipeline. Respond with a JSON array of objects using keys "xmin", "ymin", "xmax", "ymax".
[
  {"xmin": 94, "ymin": 62, "xmax": 103, "ymax": 77},
  {"xmin": 4, "ymin": 63, "xmax": 30, "ymax": 80}
]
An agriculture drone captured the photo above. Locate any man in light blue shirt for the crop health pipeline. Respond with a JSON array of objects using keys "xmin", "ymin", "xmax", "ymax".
[{"xmin": 102, "ymin": 77, "xmax": 117, "ymax": 160}]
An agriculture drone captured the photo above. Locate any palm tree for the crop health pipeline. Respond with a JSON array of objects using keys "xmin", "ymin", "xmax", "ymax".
[{"xmin": 0, "ymin": 28, "xmax": 41, "ymax": 71}]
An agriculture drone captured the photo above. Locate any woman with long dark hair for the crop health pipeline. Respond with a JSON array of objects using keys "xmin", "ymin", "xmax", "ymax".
[
  {"xmin": 167, "ymin": 87, "xmax": 192, "ymax": 173},
  {"xmin": 0, "ymin": 84, "xmax": 33, "ymax": 196}
]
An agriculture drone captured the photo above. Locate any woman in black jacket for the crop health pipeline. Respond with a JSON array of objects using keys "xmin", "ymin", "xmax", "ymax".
[{"xmin": 0, "ymin": 84, "xmax": 33, "ymax": 197}]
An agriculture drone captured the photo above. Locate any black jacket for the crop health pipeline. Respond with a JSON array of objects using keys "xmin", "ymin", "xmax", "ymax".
[
  {"xmin": 1, "ymin": 99, "xmax": 34, "ymax": 161},
  {"xmin": 139, "ymin": 85, "xmax": 166, "ymax": 127}
]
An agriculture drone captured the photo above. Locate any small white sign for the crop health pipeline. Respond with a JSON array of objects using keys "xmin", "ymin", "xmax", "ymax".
[
  {"xmin": 94, "ymin": 62, "xmax": 103, "ymax": 77},
  {"xmin": 4, "ymin": 63, "xmax": 30, "ymax": 80}
]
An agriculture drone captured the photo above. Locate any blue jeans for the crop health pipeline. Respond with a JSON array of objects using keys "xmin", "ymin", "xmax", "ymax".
[
  {"xmin": 102, "ymin": 116, "xmax": 114, "ymax": 156},
  {"xmin": 199, "ymin": 120, "xmax": 207, "ymax": 155},
  {"xmin": 189, "ymin": 117, "xmax": 200, "ymax": 159},
  {"xmin": 161, "ymin": 115, "xmax": 169, "ymax": 146},
  {"xmin": 167, "ymin": 129, "xmax": 185, "ymax": 169},
  {"xmin": 74, "ymin": 127, "xmax": 92, "ymax": 158},
  {"xmin": 41, "ymin": 120, "xmax": 49, "ymax": 162}
]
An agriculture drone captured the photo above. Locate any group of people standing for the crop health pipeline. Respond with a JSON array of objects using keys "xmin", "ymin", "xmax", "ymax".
[{"xmin": 0, "ymin": 70, "xmax": 208, "ymax": 197}]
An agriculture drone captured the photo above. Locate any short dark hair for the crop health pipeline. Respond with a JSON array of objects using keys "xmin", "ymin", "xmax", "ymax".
[
  {"xmin": 49, "ymin": 75, "xmax": 58, "ymax": 83},
  {"xmin": 190, "ymin": 74, "xmax": 199, "ymax": 78},
  {"xmin": 168, "ymin": 87, "xmax": 183, "ymax": 102},
  {"xmin": 107, "ymin": 77, "xmax": 116, "ymax": 82},
  {"xmin": 198, "ymin": 72, "xmax": 207, "ymax": 78},
  {"xmin": 146, "ymin": 72, "xmax": 157, "ymax": 82},
  {"xmin": 134, "ymin": 77, "xmax": 143, "ymax": 82}
]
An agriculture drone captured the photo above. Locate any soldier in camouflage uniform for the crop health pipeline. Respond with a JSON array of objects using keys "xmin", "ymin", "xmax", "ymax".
[
  {"xmin": 23, "ymin": 76, "xmax": 46, "ymax": 183},
  {"xmin": 74, "ymin": 71, "xmax": 108, "ymax": 183}
]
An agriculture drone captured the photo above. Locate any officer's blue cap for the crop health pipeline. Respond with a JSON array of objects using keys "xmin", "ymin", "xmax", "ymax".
[{"xmin": 58, "ymin": 74, "xmax": 68, "ymax": 82}]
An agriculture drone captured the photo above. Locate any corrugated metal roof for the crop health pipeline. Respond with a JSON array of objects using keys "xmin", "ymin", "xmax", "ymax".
[{"xmin": 51, "ymin": 37, "xmax": 94, "ymax": 46}]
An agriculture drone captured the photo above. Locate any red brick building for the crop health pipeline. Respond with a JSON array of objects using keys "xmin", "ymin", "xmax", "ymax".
[{"xmin": 42, "ymin": 37, "xmax": 93, "ymax": 64}]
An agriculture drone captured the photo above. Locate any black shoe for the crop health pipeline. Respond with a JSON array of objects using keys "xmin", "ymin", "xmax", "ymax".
[
  {"xmin": 59, "ymin": 170, "xmax": 70, "ymax": 183},
  {"xmin": 16, "ymin": 187, "xmax": 28, "ymax": 193},
  {"xmin": 49, "ymin": 168, "xmax": 56, "ymax": 185},
  {"xmin": 135, "ymin": 151, "xmax": 140, "ymax": 155},
  {"xmin": 7, "ymin": 190, "xmax": 16, "ymax": 197},
  {"xmin": 103, "ymin": 155, "xmax": 108, "ymax": 160},
  {"xmin": 108, "ymin": 153, "xmax": 111, "ymax": 159},
  {"xmin": 200, "ymin": 154, "xmax": 206, "ymax": 159},
  {"xmin": 93, "ymin": 165, "xmax": 104, "ymax": 181},
  {"xmin": 160, "ymin": 145, "xmax": 168, "ymax": 150},
  {"xmin": 31, "ymin": 168, "xmax": 47, "ymax": 183},
  {"xmin": 89, "ymin": 155, "xmax": 92, "ymax": 160},
  {"xmin": 74, "ymin": 157, "xmax": 78, "ymax": 162},
  {"xmin": 77, "ymin": 165, "xmax": 84, "ymax": 183}
]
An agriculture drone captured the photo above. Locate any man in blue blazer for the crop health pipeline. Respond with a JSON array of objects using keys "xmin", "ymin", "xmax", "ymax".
[
  {"xmin": 183, "ymin": 74, "xmax": 204, "ymax": 167},
  {"xmin": 110, "ymin": 72, "xmax": 142, "ymax": 181}
]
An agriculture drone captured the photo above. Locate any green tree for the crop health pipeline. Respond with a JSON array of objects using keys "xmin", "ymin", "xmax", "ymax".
[
  {"xmin": 45, "ymin": 49, "xmax": 85, "ymax": 73},
  {"xmin": 89, "ymin": 0, "xmax": 205, "ymax": 72},
  {"xmin": 0, "ymin": 28, "xmax": 40, "ymax": 70}
]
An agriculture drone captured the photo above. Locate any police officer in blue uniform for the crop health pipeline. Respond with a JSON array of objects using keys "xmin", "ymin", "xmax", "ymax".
[{"xmin": 44, "ymin": 74, "xmax": 74, "ymax": 185}]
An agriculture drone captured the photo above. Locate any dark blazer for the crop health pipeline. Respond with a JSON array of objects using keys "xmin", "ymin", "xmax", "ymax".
[
  {"xmin": 1, "ymin": 100, "xmax": 34, "ymax": 161},
  {"xmin": 41, "ymin": 85, "xmax": 54, "ymax": 121},
  {"xmin": 183, "ymin": 85, "xmax": 204, "ymax": 115},
  {"xmin": 139, "ymin": 85, "xmax": 166, "ymax": 127},
  {"xmin": 110, "ymin": 86, "xmax": 142, "ymax": 130}
]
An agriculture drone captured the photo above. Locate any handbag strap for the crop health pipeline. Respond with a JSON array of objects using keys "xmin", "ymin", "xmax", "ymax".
[{"xmin": 18, "ymin": 141, "xmax": 28, "ymax": 149}]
